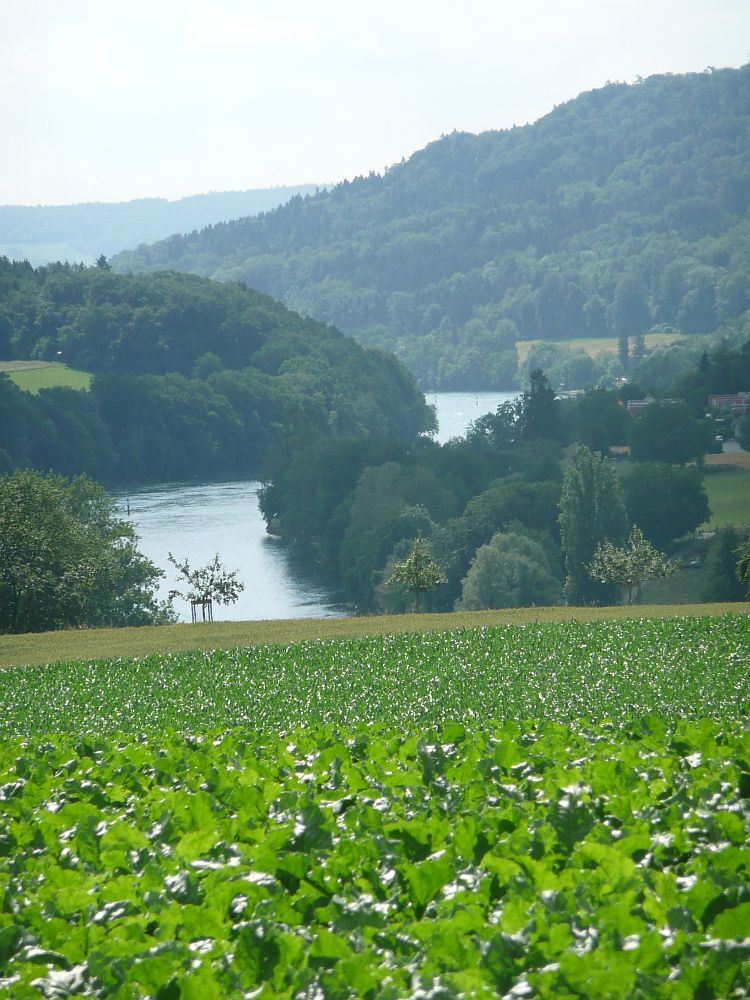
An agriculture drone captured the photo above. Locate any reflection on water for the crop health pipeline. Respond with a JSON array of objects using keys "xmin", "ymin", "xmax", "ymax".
[
  {"xmin": 113, "ymin": 480, "xmax": 347, "ymax": 623},
  {"xmin": 430, "ymin": 390, "xmax": 519, "ymax": 444},
  {"xmin": 112, "ymin": 392, "xmax": 520, "ymax": 622}
]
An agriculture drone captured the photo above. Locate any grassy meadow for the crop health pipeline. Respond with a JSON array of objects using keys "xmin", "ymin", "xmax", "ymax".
[
  {"xmin": 702, "ymin": 456, "xmax": 750, "ymax": 528},
  {"xmin": 0, "ymin": 359, "xmax": 92, "ymax": 393},
  {"xmin": 515, "ymin": 331, "xmax": 681, "ymax": 363}
]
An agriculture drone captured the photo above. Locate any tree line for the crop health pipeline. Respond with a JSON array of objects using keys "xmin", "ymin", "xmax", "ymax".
[
  {"xmin": 114, "ymin": 66, "xmax": 750, "ymax": 389},
  {"xmin": 260, "ymin": 353, "xmax": 743, "ymax": 614},
  {"xmin": 263, "ymin": 335, "xmax": 750, "ymax": 612}
]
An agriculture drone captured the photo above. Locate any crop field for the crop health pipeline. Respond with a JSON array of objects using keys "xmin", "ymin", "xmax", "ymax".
[
  {"xmin": 1, "ymin": 614, "xmax": 749, "ymax": 997},
  {"xmin": 0, "ymin": 360, "xmax": 92, "ymax": 393},
  {"xmin": 2, "ymin": 600, "xmax": 744, "ymax": 671},
  {"xmin": 1, "ymin": 616, "xmax": 748, "ymax": 736},
  {"xmin": 515, "ymin": 331, "xmax": 681, "ymax": 363}
]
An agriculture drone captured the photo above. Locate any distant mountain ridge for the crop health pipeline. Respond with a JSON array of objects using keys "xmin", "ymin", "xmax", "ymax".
[
  {"xmin": 0, "ymin": 185, "xmax": 322, "ymax": 266},
  {"xmin": 114, "ymin": 65, "xmax": 750, "ymax": 389}
]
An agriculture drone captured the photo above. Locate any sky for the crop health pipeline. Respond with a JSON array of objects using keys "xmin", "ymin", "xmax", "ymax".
[{"xmin": 1, "ymin": 0, "xmax": 748, "ymax": 207}]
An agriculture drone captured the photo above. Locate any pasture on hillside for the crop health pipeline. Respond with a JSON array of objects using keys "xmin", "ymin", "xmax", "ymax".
[
  {"xmin": 702, "ymin": 454, "xmax": 750, "ymax": 529},
  {"xmin": 1, "ymin": 614, "xmax": 749, "ymax": 997},
  {"xmin": 0, "ymin": 360, "xmax": 92, "ymax": 393},
  {"xmin": 515, "ymin": 332, "xmax": 681, "ymax": 364}
]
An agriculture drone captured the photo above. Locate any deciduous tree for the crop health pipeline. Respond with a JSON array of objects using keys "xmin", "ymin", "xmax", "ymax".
[
  {"xmin": 703, "ymin": 527, "xmax": 749, "ymax": 602},
  {"xmin": 167, "ymin": 553, "xmax": 244, "ymax": 621},
  {"xmin": 628, "ymin": 402, "xmax": 715, "ymax": 465},
  {"xmin": 588, "ymin": 526, "xmax": 675, "ymax": 604},
  {"xmin": 737, "ymin": 540, "xmax": 750, "ymax": 596},
  {"xmin": 0, "ymin": 470, "xmax": 167, "ymax": 633},
  {"xmin": 622, "ymin": 462, "xmax": 709, "ymax": 549},
  {"xmin": 386, "ymin": 536, "xmax": 446, "ymax": 613},
  {"xmin": 455, "ymin": 531, "xmax": 562, "ymax": 610}
]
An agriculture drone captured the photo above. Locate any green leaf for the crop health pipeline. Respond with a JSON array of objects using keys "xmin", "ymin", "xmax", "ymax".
[
  {"xmin": 232, "ymin": 922, "xmax": 281, "ymax": 984},
  {"xmin": 403, "ymin": 854, "xmax": 454, "ymax": 910},
  {"xmin": 0, "ymin": 924, "xmax": 24, "ymax": 963},
  {"xmin": 712, "ymin": 901, "xmax": 750, "ymax": 938},
  {"xmin": 308, "ymin": 929, "xmax": 353, "ymax": 964}
]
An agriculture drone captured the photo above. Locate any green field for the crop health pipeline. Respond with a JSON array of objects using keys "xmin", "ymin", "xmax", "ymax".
[
  {"xmin": 1, "ymin": 614, "xmax": 749, "ymax": 997},
  {"xmin": 2, "ymin": 717, "xmax": 749, "ymax": 998},
  {"xmin": 2, "ymin": 615, "xmax": 748, "ymax": 736},
  {"xmin": 703, "ymin": 465, "xmax": 750, "ymax": 528},
  {"xmin": 0, "ymin": 359, "xmax": 92, "ymax": 393}
]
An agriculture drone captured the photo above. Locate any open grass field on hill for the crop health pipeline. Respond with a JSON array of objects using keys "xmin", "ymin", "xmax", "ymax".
[
  {"xmin": 702, "ymin": 463, "xmax": 750, "ymax": 528},
  {"xmin": 0, "ymin": 359, "xmax": 92, "ymax": 392},
  {"xmin": 516, "ymin": 331, "xmax": 681, "ymax": 364}
]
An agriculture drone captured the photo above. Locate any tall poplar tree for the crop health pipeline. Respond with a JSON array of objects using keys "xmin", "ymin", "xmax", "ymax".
[{"xmin": 558, "ymin": 447, "xmax": 628, "ymax": 605}]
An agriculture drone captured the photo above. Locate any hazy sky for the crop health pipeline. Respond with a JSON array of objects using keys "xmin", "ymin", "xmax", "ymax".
[{"xmin": 1, "ymin": 0, "xmax": 748, "ymax": 206}]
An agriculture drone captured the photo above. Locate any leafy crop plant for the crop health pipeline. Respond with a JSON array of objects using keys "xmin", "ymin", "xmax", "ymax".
[{"xmin": 1, "ymin": 721, "xmax": 749, "ymax": 996}]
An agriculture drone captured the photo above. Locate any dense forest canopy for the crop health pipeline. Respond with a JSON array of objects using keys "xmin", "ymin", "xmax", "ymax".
[
  {"xmin": 0, "ymin": 185, "xmax": 321, "ymax": 266},
  {"xmin": 0, "ymin": 259, "xmax": 432, "ymax": 484},
  {"xmin": 114, "ymin": 66, "xmax": 750, "ymax": 389}
]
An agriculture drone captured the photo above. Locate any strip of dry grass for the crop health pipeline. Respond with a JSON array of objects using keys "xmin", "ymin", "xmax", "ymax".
[
  {"xmin": 516, "ymin": 332, "xmax": 681, "ymax": 363},
  {"xmin": 1, "ymin": 603, "xmax": 747, "ymax": 670},
  {"xmin": 704, "ymin": 450, "xmax": 750, "ymax": 472}
]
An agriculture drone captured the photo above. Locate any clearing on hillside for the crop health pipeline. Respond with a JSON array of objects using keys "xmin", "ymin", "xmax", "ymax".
[
  {"xmin": 0, "ymin": 359, "xmax": 92, "ymax": 393},
  {"xmin": 516, "ymin": 331, "xmax": 681, "ymax": 364}
]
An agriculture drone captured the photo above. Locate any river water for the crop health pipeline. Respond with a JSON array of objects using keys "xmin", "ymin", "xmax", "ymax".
[
  {"xmin": 430, "ymin": 390, "xmax": 518, "ymax": 444},
  {"xmin": 115, "ymin": 390, "xmax": 518, "ymax": 622}
]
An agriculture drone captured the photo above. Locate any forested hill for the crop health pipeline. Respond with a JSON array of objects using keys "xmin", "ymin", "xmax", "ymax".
[
  {"xmin": 0, "ymin": 185, "xmax": 320, "ymax": 267},
  {"xmin": 114, "ymin": 66, "xmax": 750, "ymax": 390},
  {"xmin": 0, "ymin": 259, "xmax": 432, "ymax": 484}
]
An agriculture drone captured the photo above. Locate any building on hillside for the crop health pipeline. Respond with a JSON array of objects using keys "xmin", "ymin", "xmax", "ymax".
[
  {"xmin": 624, "ymin": 396, "xmax": 682, "ymax": 415},
  {"xmin": 708, "ymin": 393, "xmax": 750, "ymax": 416}
]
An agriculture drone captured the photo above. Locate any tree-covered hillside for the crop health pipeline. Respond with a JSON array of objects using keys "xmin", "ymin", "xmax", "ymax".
[
  {"xmin": 114, "ymin": 66, "xmax": 750, "ymax": 389},
  {"xmin": 0, "ymin": 259, "xmax": 432, "ymax": 484},
  {"xmin": 0, "ymin": 185, "xmax": 320, "ymax": 266}
]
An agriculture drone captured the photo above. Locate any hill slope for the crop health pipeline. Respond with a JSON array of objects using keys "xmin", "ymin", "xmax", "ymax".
[
  {"xmin": 0, "ymin": 185, "xmax": 321, "ymax": 266},
  {"xmin": 114, "ymin": 66, "xmax": 750, "ymax": 389},
  {"xmin": 0, "ymin": 260, "xmax": 432, "ymax": 484}
]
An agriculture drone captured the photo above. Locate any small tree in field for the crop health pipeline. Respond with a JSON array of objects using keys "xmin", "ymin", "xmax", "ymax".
[
  {"xmin": 587, "ymin": 525, "xmax": 674, "ymax": 605},
  {"xmin": 168, "ymin": 552, "xmax": 244, "ymax": 621},
  {"xmin": 387, "ymin": 536, "xmax": 446, "ymax": 613}
]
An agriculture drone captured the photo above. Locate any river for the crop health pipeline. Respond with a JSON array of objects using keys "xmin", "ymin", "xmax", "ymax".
[
  {"xmin": 430, "ymin": 390, "xmax": 518, "ymax": 444},
  {"xmin": 115, "ymin": 390, "xmax": 518, "ymax": 621}
]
